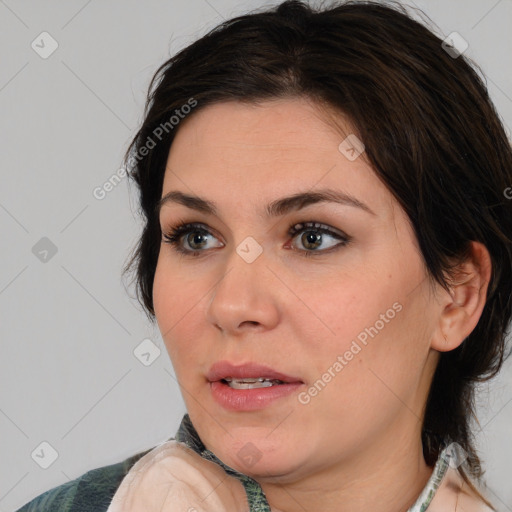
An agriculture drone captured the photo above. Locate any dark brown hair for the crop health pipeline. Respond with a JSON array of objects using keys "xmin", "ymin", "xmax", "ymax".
[{"xmin": 122, "ymin": 1, "xmax": 512, "ymax": 506}]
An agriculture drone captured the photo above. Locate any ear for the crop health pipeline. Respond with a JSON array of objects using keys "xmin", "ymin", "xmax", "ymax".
[{"xmin": 431, "ymin": 241, "xmax": 492, "ymax": 353}]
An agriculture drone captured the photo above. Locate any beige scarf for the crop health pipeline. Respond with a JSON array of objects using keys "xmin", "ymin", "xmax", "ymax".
[{"xmin": 107, "ymin": 440, "xmax": 494, "ymax": 512}]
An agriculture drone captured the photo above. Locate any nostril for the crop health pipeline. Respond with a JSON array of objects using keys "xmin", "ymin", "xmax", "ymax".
[{"xmin": 241, "ymin": 321, "xmax": 259, "ymax": 327}]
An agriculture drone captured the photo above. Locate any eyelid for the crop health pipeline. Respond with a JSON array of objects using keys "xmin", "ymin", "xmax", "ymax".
[
  {"xmin": 288, "ymin": 221, "xmax": 348, "ymax": 239},
  {"xmin": 160, "ymin": 218, "xmax": 348, "ymax": 239},
  {"xmin": 285, "ymin": 221, "xmax": 350, "ymax": 256},
  {"xmin": 161, "ymin": 219, "xmax": 351, "ymax": 257}
]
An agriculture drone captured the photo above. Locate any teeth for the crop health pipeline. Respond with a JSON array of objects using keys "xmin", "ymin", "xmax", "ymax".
[{"xmin": 223, "ymin": 377, "xmax": 284, "ymax": 389}]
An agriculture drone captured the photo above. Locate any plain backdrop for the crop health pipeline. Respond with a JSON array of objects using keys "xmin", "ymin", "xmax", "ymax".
[{"xmin": 1, "ymin": 1, "xmax": 511, "ymax": 511}]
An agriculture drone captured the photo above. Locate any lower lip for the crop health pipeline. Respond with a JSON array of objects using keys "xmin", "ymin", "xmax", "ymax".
[{"xmin": 209, "ymin": 380, "xmax": 304, "ymax": 411}]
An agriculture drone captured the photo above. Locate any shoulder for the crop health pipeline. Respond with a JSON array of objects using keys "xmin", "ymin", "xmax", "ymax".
[
  {"xmin": 108, "ymin": 440, "xmax": 249, "ymax": 512},
  {"xmin": 14, "ymin": 477, "xmax": 79, "ymax": 512},
  {"xmin": 14, "ymin": 447, "xmax": 153, "ymax": 512},
  {"xmin": 428, "ymin": 465, "xmax": 496, "ymax": 512},
  {"xmin": 456, "ymin": 481, "xmax": 496, "ymax": 512}
]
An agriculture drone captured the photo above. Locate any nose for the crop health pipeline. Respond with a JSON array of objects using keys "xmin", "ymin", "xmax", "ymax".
[{"xmin": 205, "ymin": 242, "xmax": 280, "ymax": 335}]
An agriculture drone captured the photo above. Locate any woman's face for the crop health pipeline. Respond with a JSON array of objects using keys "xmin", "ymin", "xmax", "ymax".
[{"xmin": 153, "ymin": 98, "xmax": 443, "ymax": 481}]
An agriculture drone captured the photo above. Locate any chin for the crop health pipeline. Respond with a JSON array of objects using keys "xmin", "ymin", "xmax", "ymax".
[{"xmin": 218, "ymin": 439, "xmax": 301, "ymax": 479}]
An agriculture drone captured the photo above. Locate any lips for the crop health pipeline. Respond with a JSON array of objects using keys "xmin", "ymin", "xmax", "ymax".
[{"xmin": 207, "ymin": 361, "xmax": 303, "ymax": 384}]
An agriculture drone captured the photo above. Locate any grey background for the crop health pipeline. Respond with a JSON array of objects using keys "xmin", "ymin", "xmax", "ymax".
[{"xmin": 1, "ymin": 0, "xmax": 511, "ymax": 511}]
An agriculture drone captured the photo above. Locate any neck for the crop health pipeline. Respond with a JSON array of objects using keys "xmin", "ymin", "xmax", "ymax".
[{"xmin": 257, "ymin": 429, "xmax": 433, "ymax": 512}]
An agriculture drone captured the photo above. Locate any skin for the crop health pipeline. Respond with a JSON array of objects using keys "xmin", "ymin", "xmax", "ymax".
[{"xmin": 152, "ymin": 97, "xmax": 492, "ymax": 512}]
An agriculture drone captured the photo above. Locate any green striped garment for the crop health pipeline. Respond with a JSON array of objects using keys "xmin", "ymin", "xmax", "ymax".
[{"xmin": 15, "ymin": 414, "xmax": 452, "ymax": 512}]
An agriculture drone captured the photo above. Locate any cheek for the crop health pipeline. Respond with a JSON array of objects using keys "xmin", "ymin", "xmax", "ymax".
[
  {"xmin": 291, "ymin": 271, "xmax": 397, "ymax": 356},
  {"xmin": 153, "ymin": 256, "xmax": 198, "ymax": 326},
  {"xmin": 296, "ymin": 269, "xmax": 430, "ymax": 396},
  {"xmin": 153, "ymin": 259, "xmax": 175, "ymax": 336},
  {"xmin": 314, "ymin": 289, "xmax": 433, "ymax": 418},
  {"xmin": 153, "ymin": 259, "xmax": 205, "ymax": 369}
]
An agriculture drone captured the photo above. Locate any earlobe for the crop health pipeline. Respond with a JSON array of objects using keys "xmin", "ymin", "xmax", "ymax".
[{"xmin": 431, "ymin": 241, "xmax": 492, "ymax": 353}]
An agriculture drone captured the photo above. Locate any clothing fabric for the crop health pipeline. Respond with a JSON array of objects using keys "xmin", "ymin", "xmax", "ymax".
[{"xmin": 14, "ymin": 414, "xmax": 488, "ymax": 512}]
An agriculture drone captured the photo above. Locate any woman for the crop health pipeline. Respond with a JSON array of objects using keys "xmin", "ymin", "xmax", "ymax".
[{"xmin": 16, "ymin": 0, "xmax": 512, "ymax": 511}]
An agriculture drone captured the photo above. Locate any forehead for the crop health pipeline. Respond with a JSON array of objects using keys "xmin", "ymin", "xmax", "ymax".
[
  {"xmin": 167, "ymin": 98, "xmax": 350, "ymax": 161},
  {"xmin": 162, "ymin": 98, "xmax": 397, "ymax": 220}
]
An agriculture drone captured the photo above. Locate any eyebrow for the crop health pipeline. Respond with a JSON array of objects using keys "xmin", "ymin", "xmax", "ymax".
[{"xmin": 156, "ymin": 188, "xmax": 376, "ymax": 218}]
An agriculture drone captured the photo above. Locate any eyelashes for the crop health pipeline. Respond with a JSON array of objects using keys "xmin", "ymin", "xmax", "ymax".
[{"xmin": 162, "ymin": 221, "xmax": 351, "ymax": 259}]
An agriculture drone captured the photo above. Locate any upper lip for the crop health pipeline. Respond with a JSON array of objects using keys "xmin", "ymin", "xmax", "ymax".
[{"xmin": 207, "ymin": 361, "xmax": 303, "ymax": 383}]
